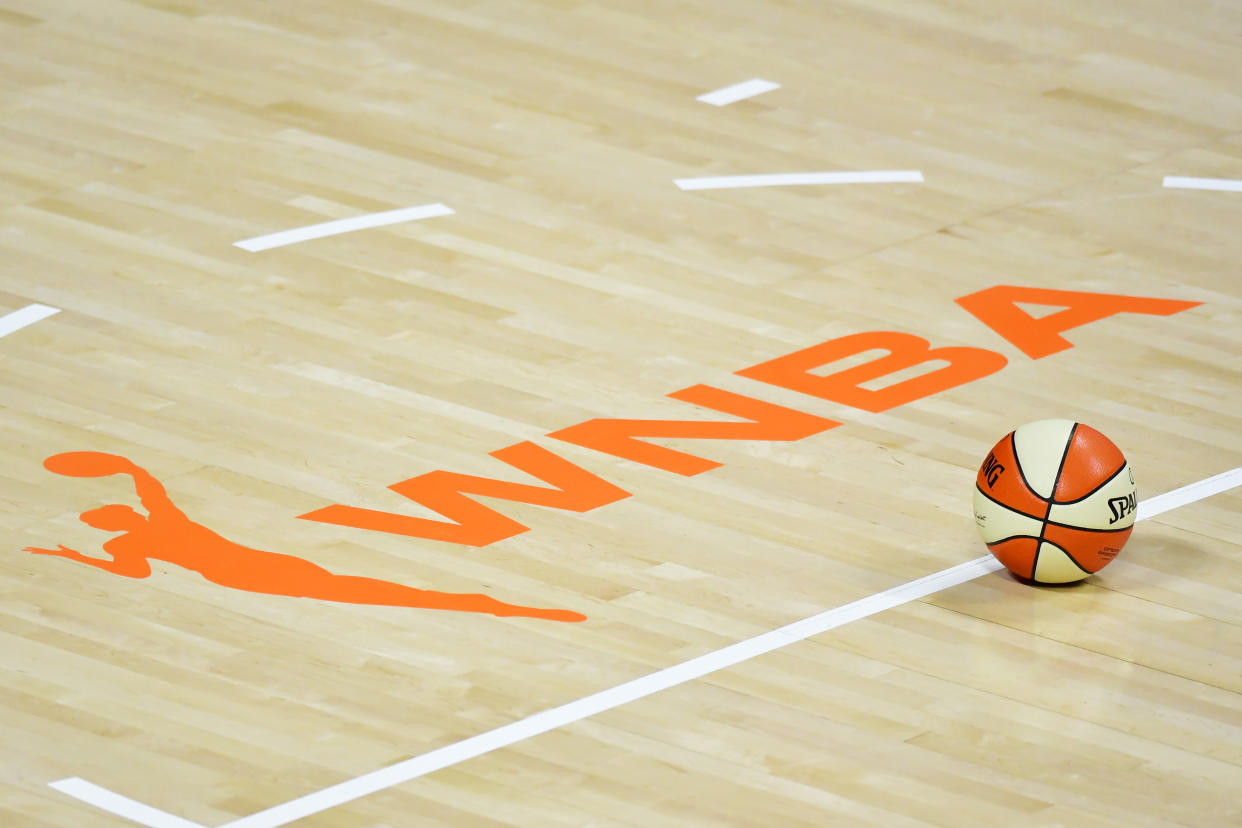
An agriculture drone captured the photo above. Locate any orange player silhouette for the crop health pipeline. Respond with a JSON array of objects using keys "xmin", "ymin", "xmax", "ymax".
[{"xmin": 25, "ymin": 451, "xmax": 585, "ymax": 622}]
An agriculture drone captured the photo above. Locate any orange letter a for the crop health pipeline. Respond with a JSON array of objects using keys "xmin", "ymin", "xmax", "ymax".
[
  {"xmin": 956, "ymin": 285, "xmax": 1202, "ymax": 359},
  {"xmin": 299, "ymin": 442, "xmax": 630, "ymax": 547}
]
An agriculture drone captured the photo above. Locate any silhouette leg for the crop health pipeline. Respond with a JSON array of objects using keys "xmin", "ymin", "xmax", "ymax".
[{"xmin": 297, "ymin": 573, "xmax": 586, "ymax": 622}]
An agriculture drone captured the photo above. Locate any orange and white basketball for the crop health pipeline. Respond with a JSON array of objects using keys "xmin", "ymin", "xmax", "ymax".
[{"xmin": 973, "ymin": 419, "xmax": 1137, "ymax": 583}]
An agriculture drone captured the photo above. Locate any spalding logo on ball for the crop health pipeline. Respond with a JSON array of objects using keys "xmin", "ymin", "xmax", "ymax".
[{"xmin": 974, "ymin": 419, "xmax": 1137, "ymax": 583}]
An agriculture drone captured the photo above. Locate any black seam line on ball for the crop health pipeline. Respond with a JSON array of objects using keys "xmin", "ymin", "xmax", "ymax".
[
  {"xmin": 1009, "ymin": 430, "xmax": 1051, "ymax": 507},
  {"xmin": 1043, "ymin": 519, "xmax": 1135, "ymax": 535},
  {"xmin": 1051, "ymin": 460, "xmax": 1130, "ymax": 506},
  {"xmin": 1053, "ymin": 540, "xmax": 1094, "ymax": 574},
  {"xmin": 1032, "ymin": 425, "xmax": 1080, "ymax": 580},
  {"xmin": 985, "ymin": 534, "xmax": 1040, "ymax": 547},
  {"xmin": 974, "ymin": 484, "xmax": 1048, "ymax": 522},
  {"xmin": 1047, "ymin": 422, "xmax": 1079, "ymax": 502}
]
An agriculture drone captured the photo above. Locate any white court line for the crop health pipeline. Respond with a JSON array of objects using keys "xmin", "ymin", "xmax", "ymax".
[
  {"xmin": 1138, "ymin": 466, "xmax": 1242, "ymax": 520},
  {"xmin": 234, "ymin": 203, "xmax": 454, "ymax": 252},
  {"xmin": 50, "ymin": 468, "xmax": 1242, "ymax": 828},
  {"xmin": 696, "ymin": 78, "xmax": 780, "ymax": 106},
  {"xmin": 221, "ymin": 559, "xmax": 1006, "ymax": 828},
  {"xmin": 49, "ymin": 778, "xmax": 207, "ymax": 828},
  {"xmin": 675, "ymin": 170, "xmax": 924, "ymax": 190},
  {"xmin": 1162, "ymin": 176, "xmax": 1242, "ymax": 192},
  {"xmin": 0, "ymin": 303, "xmax": 60, "ymax": 338}
]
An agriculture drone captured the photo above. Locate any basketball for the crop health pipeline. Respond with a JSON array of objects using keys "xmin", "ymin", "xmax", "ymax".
[{"xmin": 973, "ymin": 419, "xmax": 1137, "ymax": 583}]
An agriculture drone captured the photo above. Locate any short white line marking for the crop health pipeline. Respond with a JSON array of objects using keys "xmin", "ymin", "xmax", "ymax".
[
  {"xmin": 51, "ymin": 469, "xmax": 1241, "ymax": 828},
  {"xmin": 1162, "ymin": 176, "xmax": 1242, "ymax": 192},
  {"xmin": 674, "ymin": 170, "xmax": 924, "ymax": 190},
  {"xmin": 696, "ymin": 78, "xmax": 780, "ymax": 106},
  {"xmin": 0, "ymin": 303, "xmax": 60, "ymax": 338},
  {"xmin": 234, "ymin": 203, "xmax": 454, "ymax": 252},
  {"xmin": 49, "ymin": 778, "xmax": 207, "ymax": 828}
]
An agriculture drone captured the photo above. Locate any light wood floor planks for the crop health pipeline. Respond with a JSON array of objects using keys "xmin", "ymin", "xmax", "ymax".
[{"xmin": 2, "ymin": 1, "xmax": 1241, "ymax": 826}]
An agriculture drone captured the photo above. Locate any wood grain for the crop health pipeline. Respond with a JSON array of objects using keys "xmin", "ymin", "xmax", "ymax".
[{"xmin": 2, "ymin": 1, "xmax": 1240, "ymax": 825}]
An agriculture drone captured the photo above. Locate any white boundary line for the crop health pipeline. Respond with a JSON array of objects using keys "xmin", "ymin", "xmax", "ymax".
[
  {"xmin": 1162, "ymin": 176, "xmax": 1242, "ymax": 192},
  {"xmin": 696, "ymin": 78, "xmax": 780, "ymax": 106},
  {"xmin": 674, "ymin": 170, "xmax": 924, "ymax": 190},
  {"xmin": 1137, "ymin": 466, "xmax": 1242, "ymax": 520},
  {"xmin": 0, "ymin": 303, "xmax": 60, "ymax": 338},
  {"xmin": 49, "ymin": 468, "xmax": 1242, "ymax": 828},
  {"xmin": 49, "ymin": 778, "xmax": 207, "ymax": 828},
  {"xmin": 223, "ymin": 558, "xmax": 1006, "ymax": 828},
  {"xmin": 233, "ymin": 203, "xmax": 455, "ymax": 252}
]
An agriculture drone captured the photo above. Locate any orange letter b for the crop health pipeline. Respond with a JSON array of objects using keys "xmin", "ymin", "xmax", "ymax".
[{"xmin": 735, "ymin": 331, "xmax": 1007, "ymax": 412}]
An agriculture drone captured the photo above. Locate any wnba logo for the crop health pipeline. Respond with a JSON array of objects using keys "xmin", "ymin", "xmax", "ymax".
[{"xmin": 29, "ymin": 285, "xmax": 1201, "ymax": 613}]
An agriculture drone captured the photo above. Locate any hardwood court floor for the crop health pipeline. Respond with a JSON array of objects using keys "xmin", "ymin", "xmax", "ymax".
[{"xmin": 2, "ymin": 1, "xmax": 1241, "ymax": 826}]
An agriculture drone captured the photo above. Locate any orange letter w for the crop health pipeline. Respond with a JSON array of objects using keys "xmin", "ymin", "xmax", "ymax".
[{"xmin": 299, "ymin": 442, "xmax": 630, "ymax": 547}]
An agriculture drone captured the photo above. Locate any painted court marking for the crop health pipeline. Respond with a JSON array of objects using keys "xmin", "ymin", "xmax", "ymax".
[
  {"xmin": 0, "ymin": 303, "xmax": 60, "ymax": 338},
  {"xmin": 234, "ymin": 203, "xmax": 455, "ymax": 252},
  {"xmin": 1162, "ymin": 176, "xmax": 1242, "ymax": 192},
  {"xmin": 696, "ymin": 78, "xmax": 780, "ymax": 106},
  {"xmin": 49, "ymin": 779, "xmax": 204, "ymax": 828},
  {"xmin": 674, "ymin": 170, "xmax": 924, "ymax": 190},
  {"xmin": 1137, "ymin": 465, "xmax": 1242, "ymax": 521},
  {"xmin": 50, "ymin": 467, "xmax": 1242, "ymax": 828}
]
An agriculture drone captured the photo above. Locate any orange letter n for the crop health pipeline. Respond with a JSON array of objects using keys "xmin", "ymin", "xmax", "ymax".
[
  {"xmin": 956, "ymin": 285, "xmax": 1202, "ymax": 359},
  {"xmin": 547, "ymin": 384, "xmax": 839, "ymax": 476},
  {"xmin": 299, "ymin": 442, "xmax": 630, "ymax": 547},
  {"xmin": 735, "ymin": 331, "xmax": 1007, "ymax": 412}
]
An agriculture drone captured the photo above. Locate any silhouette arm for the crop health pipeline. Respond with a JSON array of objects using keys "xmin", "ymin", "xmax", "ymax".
[
  {"xmin": 26, "ymin": 544, "xmax": 152, "ymax": 578},
  {"xmin": 41, "ymin": 452, "xmax": 188, "ymax": 521},
  {"xmin": 126, "ymin": 466, "xmax": 188, "ymax": 521}
]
